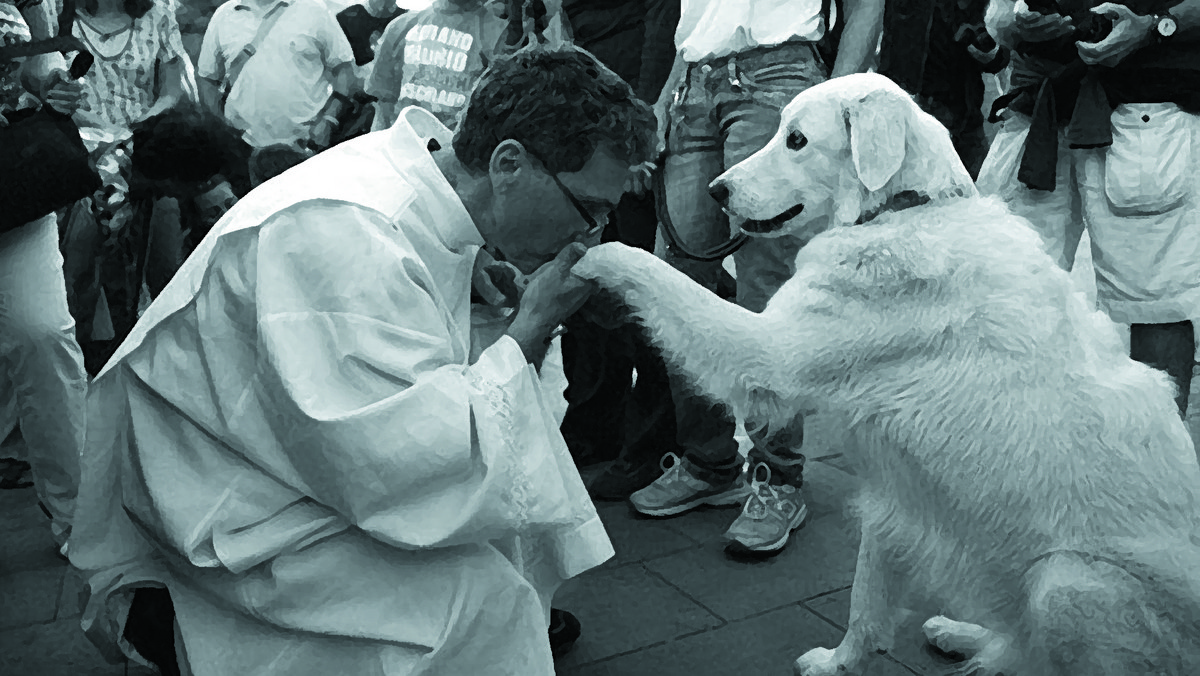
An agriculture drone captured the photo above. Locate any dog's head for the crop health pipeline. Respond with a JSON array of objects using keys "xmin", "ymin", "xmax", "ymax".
[{"xmin": 709, "ymin": 73, "xmax": 977, "ymax": 237}]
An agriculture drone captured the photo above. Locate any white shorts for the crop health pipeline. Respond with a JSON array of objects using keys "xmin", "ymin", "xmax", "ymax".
[{"xmin": 978, "ymin": 103, "xmax": 1200, "ymax": 325}]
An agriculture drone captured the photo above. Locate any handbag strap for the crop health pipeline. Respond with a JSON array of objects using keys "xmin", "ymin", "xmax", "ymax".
[{"xmin": 223, "ymin": 1, "xmax": 291, "ymax": 98}]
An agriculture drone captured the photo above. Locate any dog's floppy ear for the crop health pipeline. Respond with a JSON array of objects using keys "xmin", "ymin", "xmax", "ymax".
[{"xmin": 846, "ymin": 90, "xmax": 908, "ymax": 193}]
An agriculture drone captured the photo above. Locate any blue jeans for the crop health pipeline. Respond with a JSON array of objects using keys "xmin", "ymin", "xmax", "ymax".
[{"xmin": 661, "ymin": 41, "xmax": 827, "ymax": 485}]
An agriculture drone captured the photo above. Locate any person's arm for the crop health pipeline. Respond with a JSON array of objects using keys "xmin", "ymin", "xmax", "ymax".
[
  {"xmin": 830, "ymin": 0, "xmax": 886, "ymax": 77},
  {"xmin": 139, "ymin": 57, "xmax": 185, "ymax": 121},
  {"xmin": 17, "ymin": 0, "xmax": 70, "ymax": 102},
  {"xmin": 307, "ymin": 3, "xmax": 358, "ymax": 146},
  {"xmin": 254, "ymin": 204, "xmax": 608, "ymax": 559},
  {"xmin": 135, "ymin": 1, "xmax": 194, "ymax": 121},
  {"xmin": 365, "ymin": 12, "xmax": 413, "ymax": 131},
  {"xmin": 1173, "ymin": 0, "xmax": 1200, "ymax": 39},
  {"xmin": 637, "ymin": 0, "xmax": 681, "ymax": 103},
  {"xmin": 196, "ymin": 8, "xmax": 226, "ymax": 117}
]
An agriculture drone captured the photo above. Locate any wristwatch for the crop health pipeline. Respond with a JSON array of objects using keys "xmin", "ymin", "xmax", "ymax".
[{"xmin": 1155, "ymin": 11, "xmax": 1178, "ymax": 39}]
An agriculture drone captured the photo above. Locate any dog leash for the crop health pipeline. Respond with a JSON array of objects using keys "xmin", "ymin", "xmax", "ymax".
[
  {"xmin": 653, "ymin": 96, "xmax": 750, "ymax": 262},
  {"xmin": 653, "ymin": 166, "xmax": 749, "ymax": 262}
]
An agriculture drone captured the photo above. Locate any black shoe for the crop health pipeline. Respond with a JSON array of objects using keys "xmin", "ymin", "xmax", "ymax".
[
  {"xmin": 124, "ymin": 588, "xmax": 182, "ymax": 676},
  {"xmin": 0, "ymin": 458, "xmax": 32, "ymax": 490},
  {"xmin": 549, "ymin": 608, "xmax": 581, "ymax": 659}
]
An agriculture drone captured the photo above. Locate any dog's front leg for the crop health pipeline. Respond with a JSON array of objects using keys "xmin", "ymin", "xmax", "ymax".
[{"xmin": 795, "ymin": 526, "xmax": 902, "ymax": 676}]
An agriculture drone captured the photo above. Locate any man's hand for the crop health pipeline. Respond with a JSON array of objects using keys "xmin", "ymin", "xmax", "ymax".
[
  {"xmin": 39, "ymin": 69, "xmax": 83, "ymax": 116},
  {"xmin": 1077, "ymin": 3, "xmax": 1156, "ymax": 67},
  {"xmin": 506, "ymin": 243, "xmax": 596, "ymax": 364},
  {"xmin": 1013, "ymin": 0, "xmax": 1075, "ymax": 42}
]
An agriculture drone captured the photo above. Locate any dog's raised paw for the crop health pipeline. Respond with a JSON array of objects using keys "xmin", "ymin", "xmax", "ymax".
[{"xmin": 792, "ymin": 647, "xmax": 851, "ymax": 676}]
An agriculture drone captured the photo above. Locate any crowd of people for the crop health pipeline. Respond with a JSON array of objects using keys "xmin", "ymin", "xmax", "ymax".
[{"xmin": 2, "ymin": 0, "xmax": 1200, "ymax": 672}]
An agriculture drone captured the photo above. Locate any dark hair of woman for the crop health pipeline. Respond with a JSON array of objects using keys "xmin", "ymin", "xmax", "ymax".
[{"xmin": 80, "ymin": 0, "xmax": 154, "ymax": 20}]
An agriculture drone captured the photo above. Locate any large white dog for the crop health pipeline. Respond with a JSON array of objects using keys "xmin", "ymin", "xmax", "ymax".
[{"xmin": 571, "ymin": 73, "xmax": 1200, "ymax": 675}]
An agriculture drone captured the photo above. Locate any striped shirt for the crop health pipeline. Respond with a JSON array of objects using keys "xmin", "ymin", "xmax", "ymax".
[{"xmin": 70, "ymin": 0, "xmax": 190, "ymax": 131}]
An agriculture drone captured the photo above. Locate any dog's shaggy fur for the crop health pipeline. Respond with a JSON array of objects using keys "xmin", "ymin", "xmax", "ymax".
[{"xmin": 571, "ymin": 73, "xmax": 1200, "ymax": 675}]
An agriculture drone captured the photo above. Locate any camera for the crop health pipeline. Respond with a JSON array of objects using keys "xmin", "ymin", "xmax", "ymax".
[{"xmin": 1024, "ymin": 0, "xmax": 1115, "ymax": 43}]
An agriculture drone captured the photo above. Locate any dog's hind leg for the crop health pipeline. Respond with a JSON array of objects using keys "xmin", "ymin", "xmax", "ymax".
[
  {"xmin": 794, "ymin": 526, "xmax": 906, "ymax": 676},
  {"xmin": 1024, "ymin": 551, "xmax": 1189, "ymax": 676},
  {"xmin": 921, "ymin": 617, "xmax": 1017, "ymax": 676}
]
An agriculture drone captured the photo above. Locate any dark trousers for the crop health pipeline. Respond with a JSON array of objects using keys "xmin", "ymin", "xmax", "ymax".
[
  {"xmin": 560, "ymin": 192, "xmax": 681, "ymax": 466},
  {"xmin": 1130, "ymin": 320, "xmax": 1194, "ymax": 418}
]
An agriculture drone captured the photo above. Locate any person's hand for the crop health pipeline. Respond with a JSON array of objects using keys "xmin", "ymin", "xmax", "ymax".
[
  {"xmin": 519, "ymin": 242, "xmax": 595, "ymax": 327},
  {"xmin": 1076, "ymin": 3, "xmax": 1156, "ymax": 67},
  {"xmin": 653, "ymin": 103, "xmax": 669, "ymax": 161},
  {"xmin": 507, "ymin": 243, "xmax": 596, "ymax": 362},
  {"xmin": 624, "ymin": 160, "xmax": 656, "ymax": 196},
  {"xmin": 40, "ymin": 69, "xmax": 84, "ymax": 116},
  {"xmin": 1013, "ymin": 0, "xmax": 1075, "ymax": 42}
]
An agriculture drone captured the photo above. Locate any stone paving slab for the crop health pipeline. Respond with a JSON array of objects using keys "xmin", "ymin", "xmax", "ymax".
[
  {"xmin": 0, "ymin": 616, "xmax": 125, "ymax": 676},
  {"xmin": 552, "ymin": 562, "xmax": 725, "ymax": 669},
  {"xmin": 641, "ymin": 509, "xmax": 860, "ymax": 625},
  {"xmin": 0, "ymin": 566, "xmax": 65, "ymax": 630}
]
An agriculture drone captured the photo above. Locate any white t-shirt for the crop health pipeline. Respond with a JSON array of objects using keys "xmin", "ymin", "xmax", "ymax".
[
  {"xmin": 675, "ymin": 0, "xmax": 829, "ymax": 64},
  {"xmin": 198, "ymin": 0, "xmax": 355, "ymax": 147}
]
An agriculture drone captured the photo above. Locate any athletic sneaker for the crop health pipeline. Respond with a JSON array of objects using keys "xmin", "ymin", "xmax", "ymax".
[
  {"xmin": 628, "ymin": 452, "xmax": 750, "ymax": 517},
  {"xmin": 724, "ymin": 463, "xmax": 808, "ymax": 555}
]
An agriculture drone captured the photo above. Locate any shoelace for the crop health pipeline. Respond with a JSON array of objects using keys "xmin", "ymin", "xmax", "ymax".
[
  {"xmin": 742, "ymin": 463, "xmax": 793, "ymax": 520},
  {"xmin": 658, "ymin": 451, "xmax": 681, "ymax": 475}
]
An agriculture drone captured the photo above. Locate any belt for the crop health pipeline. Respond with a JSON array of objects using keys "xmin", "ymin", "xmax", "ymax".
[{"xmin": 693, "ymin": 40, "xmax": 817, "ymax": 73}]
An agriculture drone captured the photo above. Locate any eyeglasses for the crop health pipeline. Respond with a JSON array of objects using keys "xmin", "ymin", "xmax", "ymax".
[{"xmin": 530, "ymin": 152, "xmax": 611, "ymax": 243}]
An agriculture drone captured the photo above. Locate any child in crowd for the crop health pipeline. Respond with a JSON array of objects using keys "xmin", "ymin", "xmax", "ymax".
[{"xmin": 366, "ymin": 0, "xmax": 568, "ymax": 130}]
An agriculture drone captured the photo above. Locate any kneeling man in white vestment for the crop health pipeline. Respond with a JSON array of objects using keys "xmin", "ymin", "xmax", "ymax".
[{"xmin": 67, "ymin": 45, "xmax": 656, "ymax": 676}]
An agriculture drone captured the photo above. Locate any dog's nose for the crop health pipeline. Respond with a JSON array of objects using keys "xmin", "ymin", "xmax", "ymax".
[{"xmin": 709, "ymin": 181, "xmax": 730, "ymax": 205}]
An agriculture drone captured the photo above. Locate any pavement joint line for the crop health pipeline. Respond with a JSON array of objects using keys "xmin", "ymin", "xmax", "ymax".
[
  {"xmin": 798, "ymin": 601, "xmax": 848, "ymax": 634},
  {"xmin": 572, "ymin": 638, "xmax": 674, "ymax": 668},
  {"xmin": 639, "ymin": 562, "xmax": 730, "ymax": 626},
  {"xmin": 800, "ymin": 584, "xmax": 854, "ymax": 603},
  {"xmin": 811, "ymin": 453, "xmax": 845, "ymax": 463}
]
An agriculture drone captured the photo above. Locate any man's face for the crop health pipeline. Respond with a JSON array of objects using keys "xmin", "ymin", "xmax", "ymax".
[{"xmin": 488, "ymin": 143, "xmax": 627, "ymax": 275}]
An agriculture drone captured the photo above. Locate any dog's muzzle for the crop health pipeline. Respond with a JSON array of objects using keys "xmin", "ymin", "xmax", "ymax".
[{"xmin": 740, "ymin": 203, "xmax": 805, "ymax": 234}]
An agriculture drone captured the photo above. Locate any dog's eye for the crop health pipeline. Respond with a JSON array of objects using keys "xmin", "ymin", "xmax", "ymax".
[{"xmin": 787, "ymin": 130, "xmax": 808, "ymax": 151}]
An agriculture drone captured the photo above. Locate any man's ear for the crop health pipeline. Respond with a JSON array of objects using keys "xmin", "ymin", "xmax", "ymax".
[
  {"xmin": 846, "ymin": 91, "xmax": 908, "ymax": 193},
  {"xmin": 489, "ymin": 139, "xmax": 529, "ymax": 185}
]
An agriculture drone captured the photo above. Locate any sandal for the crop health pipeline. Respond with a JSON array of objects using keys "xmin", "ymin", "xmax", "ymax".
[{"xmin": 0, "ymin": 457, "xmax": 32, "ymax": 489}]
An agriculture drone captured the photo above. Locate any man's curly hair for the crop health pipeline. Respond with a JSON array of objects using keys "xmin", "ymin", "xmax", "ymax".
[{"xmin": 452, "ymin": 45, "xmax": 656, "ymax": 176}]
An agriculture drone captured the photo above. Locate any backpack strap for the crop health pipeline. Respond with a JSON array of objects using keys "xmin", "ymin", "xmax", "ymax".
[{"xmin": 221, "ymin": 1, "xmax": 290, "ymax": 107}]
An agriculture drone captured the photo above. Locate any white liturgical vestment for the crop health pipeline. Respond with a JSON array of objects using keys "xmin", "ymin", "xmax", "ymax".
[{"xmin": 68, "ymin": 106, "xmax": 612, "ymax": 676}]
